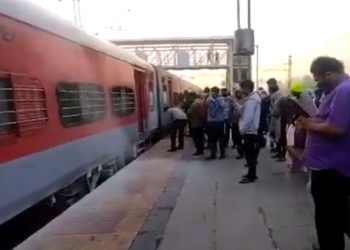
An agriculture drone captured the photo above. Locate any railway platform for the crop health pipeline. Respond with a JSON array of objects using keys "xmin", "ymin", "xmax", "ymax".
[{"xmin": 15, "ymin": 139, "xmax": 348, "ymax": 250}]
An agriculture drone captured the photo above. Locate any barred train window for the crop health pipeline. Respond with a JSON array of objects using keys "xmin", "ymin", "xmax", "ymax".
[
  {"xmin": 57, "ymin": 82, "xmax": 106, "ymax": 127},
  {"xmin": 111, "ymin": 87, "xmax": 135, "ymax": 116},
  {"xmin": 0, "ymin": 75, "xmax": 48, "ymax": 136},
  {"xmin": 0, "ymin": 78, "xmax": 15, "ymax": 134}
]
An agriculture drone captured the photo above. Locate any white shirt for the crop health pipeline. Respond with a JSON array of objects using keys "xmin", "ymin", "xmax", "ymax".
[{"xmin": 167, "ymin": 107, "xmax": 187, "ymax": 121}]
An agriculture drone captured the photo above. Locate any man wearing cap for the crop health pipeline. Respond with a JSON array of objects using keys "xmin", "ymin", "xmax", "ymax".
[
  {"xmin": 290, "ymin": 81, "xmax": 317, "ymax": 118},
  {"xmin": 288, "ymin": 81, "xmax": 317, "ymax": 172}
]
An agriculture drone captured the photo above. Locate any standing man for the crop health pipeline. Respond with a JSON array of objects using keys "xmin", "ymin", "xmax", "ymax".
[
  {"xmin": 206, "ymin": 86, "xmax": 226, "ymax": 160},
  {"xmin": 222, "ymin": 88, "xmax": 233, "ymax": 148},
  {"xmin": 298, "ymin": 57, "xmax": 350, "ymax": 250},
  {"xmin": 267, "ymin": 78, "xmax": 283, "ymax": 153},
  {"xmin": 166, "ymin": 105, "xmax": 187, "ymax": 152},
  {"xmin": 238, "ymin": 80, "xmax": 261, "ymax": 184},
  {"xmin": 187, "ymin": 93, "xmax": 205, "ymax": 155},
  {"xmin": 257, "ymin": 88, "xmax": 270, "ymax": 148}
]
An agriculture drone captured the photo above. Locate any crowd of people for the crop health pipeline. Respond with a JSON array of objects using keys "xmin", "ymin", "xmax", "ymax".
[
  {"xmin": 166, "ymin": 56, "xmax": 350, "ymax": 250},
  {"xmin": 166, "ymin": 79, "xmax": 268, "ymax": 184}
]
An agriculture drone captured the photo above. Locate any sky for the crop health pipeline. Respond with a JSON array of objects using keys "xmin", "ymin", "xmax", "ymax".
[{"xmin": 30, "ymin": 0, "xmax": 350, "ymax": 85}]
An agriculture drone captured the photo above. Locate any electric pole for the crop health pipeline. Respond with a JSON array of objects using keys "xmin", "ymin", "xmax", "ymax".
[
  {"xmin": 255, "ymin": 45, "xmax": 259, "ymax": 88},
  {"xmin": 247, "ymin": 0, "xmax": 252, "ymax": 80},
  {"xmin": 61, "ymin": 0, "xmax": 81, "ymax": 26},
  {"xmin": 236, "ymin": 0, "xmax": 241, "ymax": 83},
  {"xmin": 288, "ymin": 55, "xmax": 292, "ymax": 88}
]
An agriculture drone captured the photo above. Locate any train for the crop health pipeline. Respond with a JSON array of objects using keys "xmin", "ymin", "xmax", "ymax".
[{"xmin": 0, "ymin": 0, "xmax": 200, "ymax": 225}]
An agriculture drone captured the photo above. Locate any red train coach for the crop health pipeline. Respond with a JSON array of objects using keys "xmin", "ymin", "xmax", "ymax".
[{"xmin": 0, "ymin": 0, "xmax": 200, "ymax": 225}]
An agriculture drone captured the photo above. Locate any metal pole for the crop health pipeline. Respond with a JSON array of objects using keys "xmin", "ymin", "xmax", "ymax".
[
  {"xmin": 256, "ymin": 45, "xmax": 259, "ymax": 88},
  {"xmin": 288, "ymin": 55, "xmax": 292, "ymax": 88},
  {"xmin": 248, "ymin": 56, "xmax": 252, "ymax": 80},
  {"xmin": 76, "ymin": 0, "xmax": 82, "ymax": 26},
  {"xmin": 247, "ymin": 0, "xmax": 252, "ymax": 80},
  {"xmin": 72, "ymin": 0, "xmax": 77, "ymax": 25},
  {"xmin": 237, "ymin": 0, "xmax": 241, "ymax": 29},
  {"xmin": 248, "ymin": 0, "xmax": 251, "ymax": 29},
  {"xmin": 236, "ymin": 0, "xmax": 241, "ymax": 82},
  {"xmin": 227, "ymin": 40, "xmax": 234, "ymax": 92}
]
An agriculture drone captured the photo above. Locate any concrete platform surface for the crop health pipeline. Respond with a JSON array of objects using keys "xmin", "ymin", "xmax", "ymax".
[
  {"xmin": 15, "ymin": 138, "xmax": 350, "ymax": 250},
  {"xmin": 15, "ymin": 139, "xmax": 184, "ymax": 250},
  {"xmin": 158, "ymin": 146, "xmax": 320, "ymax": 250}
]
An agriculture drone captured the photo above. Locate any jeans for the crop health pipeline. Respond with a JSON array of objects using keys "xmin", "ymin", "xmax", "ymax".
[
  {"xmin": 242, "ymin": 134, "xmax": 260, "ymax": 179},
  {"xmin": 170, "ymin": 119, "xmax": 187, "ymax": 150},
  {"xmin": 207, "ymin": 121, "xmax": 225, "ymax": 157}
]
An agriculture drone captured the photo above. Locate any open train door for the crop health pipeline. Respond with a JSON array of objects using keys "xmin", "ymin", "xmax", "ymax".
[{"xmin": 134, "ymin": 69, "xmax": 147, "ymax": 133}]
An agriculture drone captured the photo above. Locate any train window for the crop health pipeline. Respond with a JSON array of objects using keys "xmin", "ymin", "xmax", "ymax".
[
  {"xmin": 0, "ymin": 74, "xmax": 48, "ymax": 136},
  {"xmin": 111, "ymin": 86, "xmax": 135, "ymax": 116},
  {"xmin": 149, "ymin": 81, "xmax": 154, "ymax": 111},
  {"xmin": 57, "ymin": 82, "xmax": 106, "ymax": 127},
  {"xmin": 0, "ymin": 78, "xmax": 16, "ymax": 135}
]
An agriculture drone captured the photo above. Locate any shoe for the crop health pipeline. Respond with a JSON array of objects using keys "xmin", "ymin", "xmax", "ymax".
[
  {"xmin": 241, "ymin": 174, "xmax": 258, "ymax": 180},
  {"xmin": 236, "ymin": 155, "xmax": 244, "ymax": 160},
  {"xmin": 270, "ymin": 148, "xmax": 277, "ymax": 153},
  {"xmin": 206, "ymin": 156, "xmax": 217, "ymax": 160},
  {"xmin": 271, "ymin": 154, "xmax": 280, "ymax": 159},
  {"xmin": 219, "ymin": 154, "xmax": 226, "ymax": 159},
  {"xmin": 167, "ymin": 149, "xmax": 177, "ymax": 152},
  {"xmin": 177, "ymin": 146, "xmax": 184, "ymax": 150},
  {"xmin": 193, "ymin": 152, "xmax": 204, "ymax": 156},
  {"xmin": 239, "ymin": 178, "xmax": 256, "ymax": 184}
]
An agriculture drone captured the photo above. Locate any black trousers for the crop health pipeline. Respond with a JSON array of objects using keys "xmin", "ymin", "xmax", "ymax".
[
  {"xmin": 276, "ymin": 136, "xmax": 287, "ymax": 158},
  {"xmin": 223, "ymin": 119, "xmax": 231, "ymax": 147},
  {"xmin": 207, "ymin": 121, "xmax": 225, "ymax": 157},
  {"xmin": 257, "ymin": 128, "xmax": 266, "ymax": 148},
  {"xmin": 311, "ymin": 169, "xmax": 350, "ymax": 250},
  {"xmin": 232, "ymin": 123, "xmax": 243, "ymax": 157},
  {"xmin": 170, "ymin": 119, "xmax": 187, "ymax": 150},
  {"xmin": 242, "ymin": 134, "xmax": 260, "ymax": 179},
  {"xmin": 276, "ymin": 119, "xmax": 287, "ymax": 158},
  {"xmin": 191, "ymin": 126, "xmax": 204, "ymax": 153}
]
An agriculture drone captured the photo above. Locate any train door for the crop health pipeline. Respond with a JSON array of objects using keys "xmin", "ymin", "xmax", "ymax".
[{"xmin": 134, "ymin": 70, "xmax": 147, "ymax": 133}]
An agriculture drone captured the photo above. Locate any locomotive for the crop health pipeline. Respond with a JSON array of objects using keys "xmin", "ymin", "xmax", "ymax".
[{"xmin": 0, "ymin": 0, "xmax": 200, "ymax": 225}]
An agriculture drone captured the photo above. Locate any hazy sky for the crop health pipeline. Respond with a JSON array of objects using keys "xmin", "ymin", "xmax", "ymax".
[{"xmin": 30, "ymin": 0, "xmax": 350, "ymax": 72}]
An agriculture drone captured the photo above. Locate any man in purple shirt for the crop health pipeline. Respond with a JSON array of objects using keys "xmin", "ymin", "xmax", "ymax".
[{"xmin": 298, "ymin": 57, "xmax": 350, "ymax": 250}]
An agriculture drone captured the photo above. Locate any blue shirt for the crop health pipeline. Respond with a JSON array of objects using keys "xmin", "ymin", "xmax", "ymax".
[
  {"xmin": 223, "ymin": 96, "xmax": 234, "ymax": 120},
  {"xmin": 206, "ymin": 96, "xmax": 225, "ymax": 122}
]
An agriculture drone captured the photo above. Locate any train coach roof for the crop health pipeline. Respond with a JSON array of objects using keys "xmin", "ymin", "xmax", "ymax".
[{"xmin": 0, "ymin": 0, "xmax": 153, "ymax": 71}]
